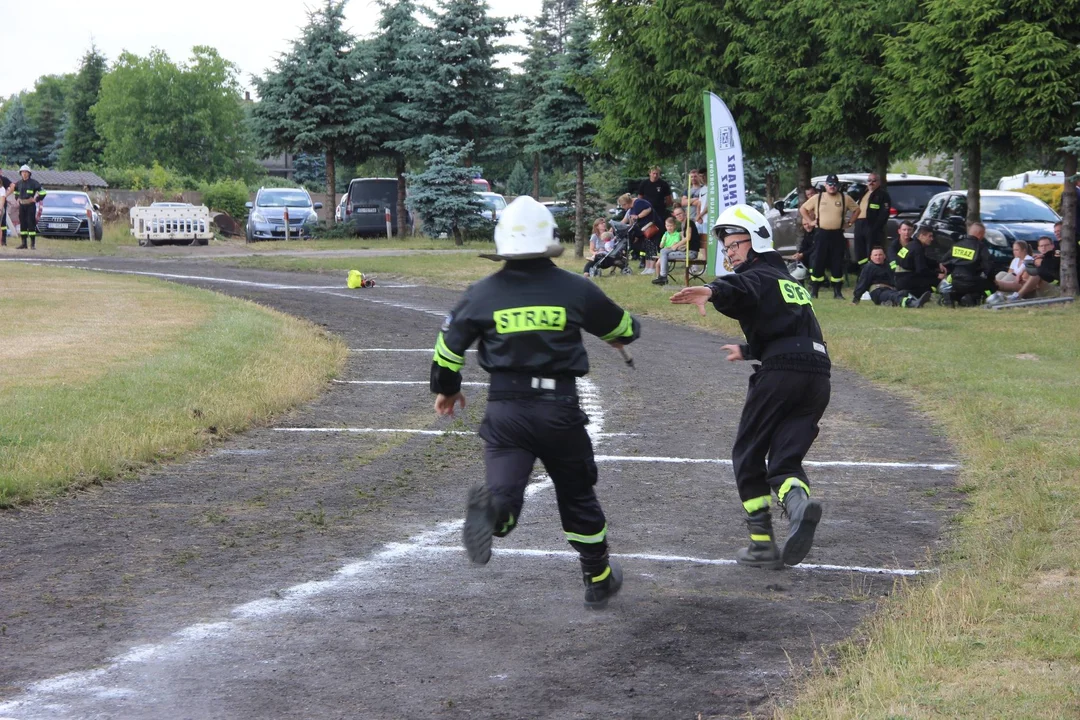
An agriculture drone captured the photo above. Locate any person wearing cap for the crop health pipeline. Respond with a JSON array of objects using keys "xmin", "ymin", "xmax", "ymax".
[
  {"xmin": 853, "ymin": 173, "xmax": 891, "ymax": 268},
  {"xmin": 13, "ymin": 165, "xmax": 46, "ymax": 250},
  {"xmin": 893, "ymin": 223, "xmax": 941, "ymax": 298},
  {"xmin": 799, "ymin": 174, "xmax": 859, "ymax": 299},
  {"xmin": 852, "ymin": 247, "xmax": 931, "ymax": 308},
  {"xmin": 432, "ymin": 195, "xmax": 641, "ymax": 610},
  {"xmin": 669, "ymin": 204, "xmax": 829, "ymax": 569}
]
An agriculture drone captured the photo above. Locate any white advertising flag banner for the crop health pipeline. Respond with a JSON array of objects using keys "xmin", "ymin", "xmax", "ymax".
[{"xmin": 703, "ymin": 91, "xmax": 745, "ymax": 276}]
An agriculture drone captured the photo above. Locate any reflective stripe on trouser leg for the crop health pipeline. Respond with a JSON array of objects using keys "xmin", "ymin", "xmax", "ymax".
[
  {"xmin": 742, "ymin": 495, "xmax": 771, "ymax": 514},
  {"xmin": 777, "ymin": 477, "xmax": 811, "ymax": 503}
]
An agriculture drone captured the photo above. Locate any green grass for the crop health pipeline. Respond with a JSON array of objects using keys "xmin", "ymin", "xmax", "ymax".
[
  {"xmin": 216, "ymin": 249, "xmax": 1080, "ymax": 719},
  {"xmin": 0, "ymin": 264, "xmax": 346, "ymax": 505}
]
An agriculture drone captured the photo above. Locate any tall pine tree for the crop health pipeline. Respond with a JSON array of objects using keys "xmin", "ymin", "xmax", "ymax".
[
  {"xmin": 0, "ymin": 97, "xmax": 39, "ymax": 166},
  {"xmin": 24, "ymin": 74, "xmax": 73, "ymax": 168},
  {"xmin": 61, "ymin": 46, "xmax": 107, "ymax": 170},
  {"xmin": 405, "ymin": 140, "xmax": 489, "ymax": 244},
  {"xmin": 252, "ymin": 0, "xmax": 373, "ymax": 221}
]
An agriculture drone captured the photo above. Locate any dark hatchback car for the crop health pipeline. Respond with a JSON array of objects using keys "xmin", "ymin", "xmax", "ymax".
[
  {"xmin": 344, "ymin": 178, "xmax": 410, "ymax": 236},
  {"xmin": 917, "ymin": 190, "xmax": 1060, "ymax": 274},
  {"xmin": 38, "ymin": 191, "xmax": 103, "ymax": 240}
]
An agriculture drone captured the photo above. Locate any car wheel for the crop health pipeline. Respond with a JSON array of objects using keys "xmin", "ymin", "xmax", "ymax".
[{"xmin": 245, "ymin": 228, "xmax": 253, "ymax": 244}]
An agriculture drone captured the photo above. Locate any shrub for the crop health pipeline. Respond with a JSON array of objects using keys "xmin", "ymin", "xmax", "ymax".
[
  {"xmin": 1017, "ymin": 183, "xmax": 1063, "ymax": 213},
  {"xmin": 251, "ymin": 175, "xmax": 299, "ymax": 191},
  {"xmin": 201, "ymin": 179, "xmax": 251, "ymax": 221},
  {"xmin": 98, "ymin": 165, "xmax": 200, "ymax": 191}
]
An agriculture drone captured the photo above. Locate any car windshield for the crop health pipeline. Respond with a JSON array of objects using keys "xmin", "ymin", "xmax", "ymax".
[
  {"xmin": 43, "ymin": 193, "xmax": 88, "ymax": 207},
  {"xmin": 479, "ymin": 195, "xmax": 506, "ymax": 211},
  {"xmin": 981, "ymin": 195, "xmax": 1059, "ymax": 223},
  {"xmin": 888, "ymin": 183, "xmax": 951, "ymax": 213},
  {"xmin": 258, "ymin": 191, "xmax": 311, "ymax": 207}
]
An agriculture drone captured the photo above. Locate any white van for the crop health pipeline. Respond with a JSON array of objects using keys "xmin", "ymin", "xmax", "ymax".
[{"xmin": 996, "ymin": 170, "xmax": 1065, "ymax": 190}]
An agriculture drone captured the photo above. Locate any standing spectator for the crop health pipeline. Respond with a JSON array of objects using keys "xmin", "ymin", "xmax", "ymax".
[
  {"xmin": 617, "ymin": 192, "xmax": 657, "ymax": 272},
  {"xmin": 14, "ymin": 165, "xmax": 46, "ymax": 250},
  {"xmin": 638, "ymin": 166, "xmax": 673, "ymax": 225},
  {"xmin": 693, "ymin": 168, "xmax": 708, "ymax": 234},
  {"xmin": 652, "ymin": 206, "xmax": 701, "ymax": 285},
  {"xmin": 800, "ymin": 174, "xmax": 859, "ymax": 299},
  {"xmin": 853, "ymin": 173, "xmax": 891, "ymax": 268},
  {"xmin": 894, "ymin": 224, "xmax": 940, "ymax": 298},
  {"xmin": 942, "ymin": 221, "xmax": 995, "ymax": 306}
]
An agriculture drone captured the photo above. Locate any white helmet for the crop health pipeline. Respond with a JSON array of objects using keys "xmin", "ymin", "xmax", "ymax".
[
  {"xmin": 712, "ymin": 204, "xmax": 774, "ymax": 254},
  {"xmin": 787, "ymin": 261, "xmax": 808, "ymax": 280},
  {"xmin": 481, "ymin": 196, "xmax": 564, "ymax": 261},
  {"xmin": 19, "ymin": 164, "xmax": 31, "ymax": 174}
]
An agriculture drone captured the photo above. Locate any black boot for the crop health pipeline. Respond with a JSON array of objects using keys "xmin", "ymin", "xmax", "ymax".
[
  {"xmin": 735, "ymin": 510, "xmax": 782, "ymax": 569},
  {"xmin": 832, "ymin": 282, "xmax": 845, "ymax": 300},
  {"xmin": 779, "ymin": 486, "xmax": 822, "ymax": 566},
  {"xmin": 809, "ymin": 282, "xmax": 820, "ymax": 299},
  {"xmin": 463, "ymin": 484, "xmax": 497, "ymax": 565},
  {"xmin": 582, "ymin": 556, "xmax": 623, "ymax": 610}
]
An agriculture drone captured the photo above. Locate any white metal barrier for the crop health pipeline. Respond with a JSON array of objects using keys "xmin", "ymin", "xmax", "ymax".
[{"xmin": 130, "ymin": 205, "xmax": 214, "ymax": 245}]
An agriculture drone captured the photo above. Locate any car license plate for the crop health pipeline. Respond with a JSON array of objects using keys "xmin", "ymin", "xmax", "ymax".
[
  {"xmin": 356, "ymin": 207, "xmax": 379, "ymax": 213},
  {"xmin": 47, "ymin": 222, "xmax": 68, "ymax": 229}
]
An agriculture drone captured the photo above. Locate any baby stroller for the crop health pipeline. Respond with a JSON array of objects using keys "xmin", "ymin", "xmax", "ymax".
[{"xmin": 587, "ymin": 220, "xmax": 634, "ymax": 277}]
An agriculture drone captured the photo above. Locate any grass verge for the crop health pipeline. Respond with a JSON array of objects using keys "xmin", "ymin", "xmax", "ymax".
[
  {"xmin": 218, "ymin": 249, "xmax": 1080, "ymax": 718},
  {"xmin": 0, "ymin": 264, "xmax": 346, "ymax": 505}
]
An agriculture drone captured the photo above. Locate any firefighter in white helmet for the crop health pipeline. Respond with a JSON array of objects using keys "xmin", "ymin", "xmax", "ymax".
[
  {"xmin": 14, "ymin": 164, "xmax": 46, "ymax": 250},
  {"xmin": 670, "ymin": 204, "xmax": 829, "ymax": 569},
  {"xmin": 431, "ymin": 196, "xmax": 641, "ymax": 609}
]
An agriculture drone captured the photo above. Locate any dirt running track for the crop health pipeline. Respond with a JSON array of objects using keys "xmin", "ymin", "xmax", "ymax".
[{"xmin": 0, "ymin": 256, "xmax": 961, "ymax": 719}]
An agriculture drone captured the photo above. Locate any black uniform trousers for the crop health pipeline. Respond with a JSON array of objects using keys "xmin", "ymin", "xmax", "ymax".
[
  {"xmin": 480, "ymin": 396, "xmax": 608, "ymax": 563},
  {"xmin": 894, "ymin": 271, "xmax": 934, "ymax": 298},
  {"xmin": 810, "ymin": 229, "xmax": 847, "ymax": 286},
  {"xmin": 18, "ymin": 203, "xmax": 37, "ymax": 246},
  {"xmin": 951, "ymin": 276, "xmax": 994, "ymax": 301},
  {"xmin": 852, "ymin": 219, "xmax": 882, "ymax": 267},
  {"xmin": 731, "ymin": 367, "xmax": 831, "ymax": 507},
  {"xmin": 869, "ymin": 287, "xmax": 911, "ymax": 306}
]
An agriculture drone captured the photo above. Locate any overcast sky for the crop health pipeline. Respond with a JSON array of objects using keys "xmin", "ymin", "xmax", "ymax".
[{"xmin": 3, "ymin": 0, "xmax": 544, "ymax": 98}]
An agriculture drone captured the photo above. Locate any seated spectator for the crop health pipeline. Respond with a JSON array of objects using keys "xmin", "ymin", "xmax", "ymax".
[
  {"xmin": 852, "ymin": 247, "xmax": 931, "ymax": 308},
  {"xmin": 894, "ymin": 223, "xmax": 942, "ymax": 298},
  {"xmin": 589, "ymin": 218, "xmax": 607, "ymax": 255},
  {"xmin": 652, "ymin": 208, "xmax": 700, "ymax": 285},
  {"xmin": 994, "ymin": 240, "xmax": 1033, "ymax": 293},
  {"xmin": 793, "ymin": 215, "xmax": 817, "ymax": 265},
  {"xmin": 889, "ymin": 220, "xmax": 914, "ymax": 269},
  {"xmin": 583, "ymin": 231, "xmax": 615, "ymax": 277},
  {"xmin": 1009, "ymin": 236, "xmax": 1060, "ymax": 301},
  {"xmin": 616, "ymin": 192, "xmax": 657, "ymax": 273}
]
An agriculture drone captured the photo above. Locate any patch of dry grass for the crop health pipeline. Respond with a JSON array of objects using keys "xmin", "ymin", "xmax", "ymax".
[{"xmin": 0, "ymin": 264, "xmax": 346, "ymax": 505}]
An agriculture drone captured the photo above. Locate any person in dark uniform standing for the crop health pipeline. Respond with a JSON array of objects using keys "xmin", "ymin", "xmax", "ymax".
[
  {"xmin": 14, "ymin": 165, "xmax": 46, "ymax": 250},
  {"xmin": 800, "ymin": 174, "xmax": 859, "ymax": 299},
  {"xmin": 852, "ymin": 247, "xmax": 932, "ymax": 308},
  {"xmin": 893, "ymin": 223, "xmax": 941, "ymax": 298},
  {"xmin": 852, "ymin": 173, "xmax": 891, "ymax": 268},
  {"xmin": 638, "ymin": 166, "xmax": 673, "ymax": 226},
  {"xmin": 942, "ymin": 221, "xmax": 995, "ymax": 306},
  {"xmin": 669, "ymin": 204, "xmax": 829, "ymax": 568},
  {"xmin": 432, "ymin": 196, "xmax": 642, "ymax": 610}
]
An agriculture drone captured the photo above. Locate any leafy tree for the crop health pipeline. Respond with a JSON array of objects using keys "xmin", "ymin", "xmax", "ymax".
[
  {"xmin": 0, "ymin": 97, "xmax": 39, "ymax": 166},
  {"xmin": 61, "ymin": 46, "xmax": 108, "ymax": 169},
  {"xmin": 94, "ymin": 46, "xmax": 253, "ymax": 181},
  {"xmin": 406, "ymin": 140, "xmax": 489, "ymax": 244},
  {"xmin": 506, "ymin": 160, "xmax": 531, "ymax": 196},
  {"xmin": 880, "ymin": 0, "xmax": 1080, "ymax": 225},
  {"xmin": 252, "ymin": 0, "xmax": 372, "ymax": 223},
  {"xmin": 527, "ymin": 9, "xmax": 601, "ymax": 256}
]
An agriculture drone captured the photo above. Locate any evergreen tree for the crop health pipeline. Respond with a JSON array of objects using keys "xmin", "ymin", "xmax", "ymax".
[
  {"xmin": 428, "ymin": 0, "xmax": 510, "ymax": 163},
  {"xmin": 62, "ymin": 46, "xmax": 107, "ymax": 169},
  {"xmin": 0, "ymin": 97, "xmax": 39, "ymax": 166},
  {"xmin": 252, "ymin": 0, "xmax": 373, "ymax": 222},
  {"xmin": 405, "ymin": 140, "xmax": 489, "ymax": 244},
  {"xmin": 293, "ymin": 152, "xmax": 326, "ymax": 190},
  {"xmin": 506, "ymin": 160, "xmax": 531, "ymax": 196},
  {"xmin": 527, "ymin": 9, "xmax": 601, "ymax": 256},
  {"xmin": 23, "ymin": 74, "xmax": 73, "ymax": 168}
]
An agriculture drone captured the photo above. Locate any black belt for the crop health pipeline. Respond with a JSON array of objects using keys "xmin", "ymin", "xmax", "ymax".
[
  {"xmin": 488, "ymin": 373, "xmax": 578, "ymax": 398},
  {"xmin": 760, "ymin": 337, "xmax": 828, "ymax": 361}
]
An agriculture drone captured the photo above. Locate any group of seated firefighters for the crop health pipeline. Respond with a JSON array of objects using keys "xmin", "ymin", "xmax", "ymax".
[{"xmin": 581, "ymin": 177, "xmax": 1065, "ymax": 306}]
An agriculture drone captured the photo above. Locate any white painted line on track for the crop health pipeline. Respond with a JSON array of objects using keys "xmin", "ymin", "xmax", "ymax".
[
  {"xmin": 349, "ymin": 348, "xmax": 478, "ymax": 353},
  {"xmin": 273, "ymin": 427, "xmax": 637, "ymax": 438},
  {"xmin": 332, "ymin": 380, "xmax": 487, "ymax": 386},
  {"xmin": 414, "ymin": 545, "xmax": 934, "ymax": 576},
  {"xmin": 72, "ymin": 266, "xmax": 434, "ymax": 295},
  {"xmin": 0, "ymin": 257, "xmax": 93, "ymax": 262},
  {"xmin": 594, "ymin": 455, "xmax": 957, "ymax": 471}
]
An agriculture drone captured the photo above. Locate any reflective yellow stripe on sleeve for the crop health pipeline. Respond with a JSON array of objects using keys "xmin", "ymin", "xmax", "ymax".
[
  {"xmin": 433, "ymin": 332, "xmax": 464, "ymax": 372},
  {"xmin": 600, "ymin": 310, "xmax": 634, "ymax": 342}
]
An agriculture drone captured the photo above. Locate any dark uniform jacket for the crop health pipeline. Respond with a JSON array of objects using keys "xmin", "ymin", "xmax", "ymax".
[
  {"xmin": 431, "ymin": 259, "xmax": 641, "ymax": 395},
  {"xmin": 14, "ymin": 177, "xmax": 46, "ymax": 203},
  {"xmin": 1037, "ymin": 251, "xmax": 1061, "ymax": 284},
  {"xmin": 887, "ymin": 237, "xmax": 902, "ymax": 269},
  {"xmin": 895, "ymin": 240, "xmax": 938, "ymax": 285},
  {"xmin": 852, "ymin": 261, "xmax": 895, "ymax": 300},
  {"xmin": 944, "ymin": 235, "xmax": 993, "ymax": 281},
  {"xmin": 861, "ymin": 187, "xmax": 891, "ymax": 237},
  {"xmin": 705, "ymin": 252, "xmax": 830, "ymax": 375}
]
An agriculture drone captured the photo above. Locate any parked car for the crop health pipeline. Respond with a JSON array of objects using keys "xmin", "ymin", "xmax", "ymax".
[
  {"xmin": 476, "ymin": 191, "xmax": 507, "ymax": 222},
  {"xmin": 997, "ymin": 170, "xmax": 1065, "ymax": 191},
  {"xmin": 542, "ymin": 201, "xmax": 571, "ymax": 216},
  {"xmin": 344, "ymin": 178, "xmax": 408, "ymax": 236},
  {"xmin": 37, "ymin": 190, "xmax": 103, "ymax": 240},
  {"xmin": 472, "ymin": 177, "xmax": 492, "ymax": 192},
  {"xmin": 767, "ymin": 173, "xmax": 951, "ymax": 258},
  {"xmin": 916, "ymin": 189, "xmax": 1060, "ymax": 274},
  {"xmin": 334, "ymin": 193, "xmax": 347, "ymax": 222},
  {"xmin": 244, "ymin": 187, "xmax": 322, "ymax": 242}
]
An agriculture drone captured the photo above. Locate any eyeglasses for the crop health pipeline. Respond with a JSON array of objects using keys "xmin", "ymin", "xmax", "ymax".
[{"xmin": 723, "ymin": 239, "xmax": 750, "ymax": 253}]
